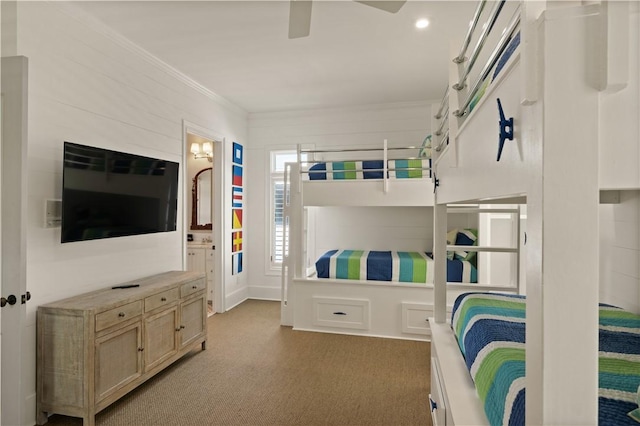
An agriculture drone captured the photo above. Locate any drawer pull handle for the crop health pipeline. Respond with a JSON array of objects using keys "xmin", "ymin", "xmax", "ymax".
[
  {"xmin": 192, "ymin": 285, "xmax": 198, "ymax": 289},
  {"xmin": 429, "ymin": 397, "xmax": 437, "ymax": 412},
  {"xmin": 138, "ymin": 347, "xmax": 144, "ymax": 352},
  {"xmin": 161, "ymin": 297, "xmax": 167, "ymax": 302},
  {"xmin": 333, "ymin": 311, "xmax": 347, "ymax": 316},
  {"xmin": 180, "ymin": 325, "xmax": 186, "ymax": 329},
  {"xmin": 118, "ymin": 312, "xmax": 126, "ymax": 318}
]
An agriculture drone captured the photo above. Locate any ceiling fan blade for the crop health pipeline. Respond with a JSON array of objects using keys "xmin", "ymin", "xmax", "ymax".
[
  {"xmin": 288, "ymin": 0, "xmax": 313, "ymax": 39},
  {"xmin": 354, "ymin": 0, "xmax": 406, "ymax": 14}
]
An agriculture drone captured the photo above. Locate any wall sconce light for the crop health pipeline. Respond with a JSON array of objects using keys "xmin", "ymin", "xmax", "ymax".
[{"xmin": 190, "ymin": 142, "xmax": 213, "ymax": 162}]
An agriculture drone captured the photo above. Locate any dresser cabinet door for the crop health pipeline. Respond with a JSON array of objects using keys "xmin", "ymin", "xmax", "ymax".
[
  {"xmin": 95, "ymin": 322, "xmax": 143, "ymax": 403},
  {"xmin": 186, "ymin": 248, "xmax": 205, "ymax": 273},
  {"xmin": 144, "ymin": 306, "xmax": 179, "ymax": 372},
  {"xmin": 179, "ymin": 294, "xmax": 207, "ymax": 349}
]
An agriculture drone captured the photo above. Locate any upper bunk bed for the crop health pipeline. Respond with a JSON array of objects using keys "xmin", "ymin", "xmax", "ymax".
[
  {"xmin": 290, "ymin": 140, "xmax": 434, "ymax": 207},
  {"xmin": 430, "ymin": 0, "xmax": 639, "ymax": 206},
  {"xmin": 429, "ymin": 1, "xmax": 640, "ymax": 425}
]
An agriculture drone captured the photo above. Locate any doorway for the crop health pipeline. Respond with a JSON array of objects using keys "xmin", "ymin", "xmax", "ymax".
[{"xmin": 183, "ymin": 121, "xmax": 225, "ymax": 314}]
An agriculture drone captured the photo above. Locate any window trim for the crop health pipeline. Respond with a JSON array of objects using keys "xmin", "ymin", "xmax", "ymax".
[{"xmin": 265, "ymin": 150, "xmax": 295, "ymax": 274}]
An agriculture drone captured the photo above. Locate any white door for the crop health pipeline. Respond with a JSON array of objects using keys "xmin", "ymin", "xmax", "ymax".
[
  {"xmin": 478, "ymin": 205, "xmax": 521, "ymax": 287},
  {"xmin": 0, "ymin": 71, "xmax": 4, "ymax": 424},
  {"xmin": 2, "ymin": 55, "xmax": 29, "ymax": 426}
]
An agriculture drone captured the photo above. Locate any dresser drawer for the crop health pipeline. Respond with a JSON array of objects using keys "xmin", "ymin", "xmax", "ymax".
[
  {"xmin": 180, "ymin": 279, "xmax": 206, "ymax": 298},
  {"xmin": 95, "ymin": 301, "xmax": 142, "ymax": 332},
  {"xmin": 145, "ymin": 288, "xmax": 180, "ymax": 312},
  {"xmin": 312, "ymin": 297, "xmax": 370, "ymax": 330}
]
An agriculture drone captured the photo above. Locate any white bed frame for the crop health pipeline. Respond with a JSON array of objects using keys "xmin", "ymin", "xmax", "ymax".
[
  {"xmin": 281, "ymin": 143, "xmax": 438, "ymax": 340},
  {"xmin": 281, "ymin": 143, "xmax": 522, "ymax": 341},
  {"xmin": 429, "ymin": 1, "xmax": 639, "ymax": 425}
]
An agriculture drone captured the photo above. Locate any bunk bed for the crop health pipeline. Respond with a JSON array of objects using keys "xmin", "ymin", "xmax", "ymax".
[
  {"xmin": 429, "ymin": 1, "xmax": 640, "ymax": 425},
  {"xmin": 281, "ymin": 141, "xmax": 521, "ymax": 341},
  {"xmin": 296, "ymin": 139, "xmax": 434, "ymax": 207}
]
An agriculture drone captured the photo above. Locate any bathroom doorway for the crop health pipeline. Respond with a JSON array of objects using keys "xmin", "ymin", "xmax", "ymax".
[{"xmin": 183, "ymin": 121, "xmax": 225, "ymax": 314}]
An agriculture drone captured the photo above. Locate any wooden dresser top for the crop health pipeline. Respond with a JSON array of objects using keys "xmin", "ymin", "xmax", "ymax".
[{"xmin": 38, "ymin": 271, "xmax": 205, "ymax": 312}]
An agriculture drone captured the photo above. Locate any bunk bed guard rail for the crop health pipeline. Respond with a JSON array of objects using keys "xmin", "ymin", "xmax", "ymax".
[{"xmin": 296, "ymin": 140, "xmax": 433, "ymax": 194}]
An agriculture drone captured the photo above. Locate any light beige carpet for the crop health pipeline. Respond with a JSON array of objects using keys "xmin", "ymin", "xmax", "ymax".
[{"xmin": 45, "ymin": 299, "xmax": 431, "ymax": 426}]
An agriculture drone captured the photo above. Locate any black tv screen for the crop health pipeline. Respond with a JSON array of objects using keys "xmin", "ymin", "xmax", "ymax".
[{"xmin": 62, "ymin": 142, "xmax": 179, "ymax": 243}]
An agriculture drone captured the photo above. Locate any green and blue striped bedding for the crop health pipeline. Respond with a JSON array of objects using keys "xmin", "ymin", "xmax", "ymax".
[
  {"xmin": 314, "ymin": 250, "xmax": 478, "ymax": 284},
  {"xmin": 308, "ymin": 159, "xmax": 431, "ymax": 180},
  {"xmin": 451, "ymin": 292, "xmax": 640, "ymax": 426}
]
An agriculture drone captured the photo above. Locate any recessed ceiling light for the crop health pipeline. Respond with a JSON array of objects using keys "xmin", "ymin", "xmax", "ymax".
[{"xmin": 416, "ymin": 19, "xmax": 430, "ymax": 29}]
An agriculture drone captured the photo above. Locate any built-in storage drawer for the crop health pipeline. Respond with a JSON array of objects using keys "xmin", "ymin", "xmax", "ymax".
[
  {"xmin": 95, "ymin": 301, "xmax": 143, "ymax": 332},
  {"xmin": 430, "ymin": 356, "xmax": 447, "ymax": 426},
  {"xmin": 145, "ymin": 288, "xmax": 179, "ymax": 312},
  {"xmin": 180, "ymin": 279, "xmax": 206, "ymax": 298},
  {"xmin": 401, "ymin": 303, "xmax": 432, "ymax": 336},
  {"xmin": 312, "ymin": 297, "xmax": 370, "ymax": 330}
]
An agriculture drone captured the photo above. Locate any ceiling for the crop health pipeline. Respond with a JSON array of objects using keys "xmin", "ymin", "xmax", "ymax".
[{"xmin": 72, "ymin": 1, "xmax": 478, "ymax": 114}]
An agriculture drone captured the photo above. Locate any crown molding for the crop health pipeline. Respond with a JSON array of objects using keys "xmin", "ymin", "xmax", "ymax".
[{"xmin": 52, "ymin": 1, "xmax": 247, "ymax": 118}]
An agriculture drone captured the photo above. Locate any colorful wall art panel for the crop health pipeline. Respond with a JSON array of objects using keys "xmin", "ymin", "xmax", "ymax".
[
  {"xmin": 232, "ymin": 231, "xmax": 243, "ymax": 252},
  {"xmin": 232, "ymin": 187, "xmax": 243, "ymax": 208},
  {"xmin": 232, "ymin": 209, "xmax": 242, "ymax": 229},
  {"xmin": 232, "ymin": 252, "xmax": 243, "ymax": 274},
  {"xmin": 231, "ymin": 142, "xmax": 244, "ymax": 275}
]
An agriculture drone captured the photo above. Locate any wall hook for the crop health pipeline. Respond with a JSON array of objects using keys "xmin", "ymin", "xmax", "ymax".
[{"xmin": 497, "ymin": 98, "xmax": 514, "ymax": 161}]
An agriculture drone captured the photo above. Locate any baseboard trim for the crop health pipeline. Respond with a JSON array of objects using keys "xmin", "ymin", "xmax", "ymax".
[{"xmin": 248, "ymin": 285, "xmax": 280, "ymax": 301}]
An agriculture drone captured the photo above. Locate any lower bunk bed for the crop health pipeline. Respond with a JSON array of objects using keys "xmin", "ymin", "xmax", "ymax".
[
  {"xmin": 315, "ymin": 249, "xmax": 477, "ymax": 284},
  {"xmin": 291, "ymin": 248, "xmax": 483, "ymax": 341},
  {"xmin": 430, "ymin": 292, "xmax": 640, "ymax": 426},
  {"xmin": 291, "ymin": 277, "xmax": 443, "ymax": 341}
]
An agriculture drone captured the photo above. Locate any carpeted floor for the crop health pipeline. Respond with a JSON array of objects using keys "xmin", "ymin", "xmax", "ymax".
[{"xmin": 45, "ymin": 299, "xmax": 431, "ymax": 426}]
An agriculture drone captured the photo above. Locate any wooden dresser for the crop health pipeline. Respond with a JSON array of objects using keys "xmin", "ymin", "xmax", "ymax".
[{"xmin": 36, "ymin": 271, "xmax": 207, "ymax": 426}]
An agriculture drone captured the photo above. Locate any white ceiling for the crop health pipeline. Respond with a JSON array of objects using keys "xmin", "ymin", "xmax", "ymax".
[{"xmin": 73, "ymin": 1, "xmax": 478, "ymax": 113}]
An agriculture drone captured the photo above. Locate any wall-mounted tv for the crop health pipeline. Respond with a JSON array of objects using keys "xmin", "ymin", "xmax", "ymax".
[{"xmin": 61, "ymin": 142, "xmax": 179, "ymax": 243}]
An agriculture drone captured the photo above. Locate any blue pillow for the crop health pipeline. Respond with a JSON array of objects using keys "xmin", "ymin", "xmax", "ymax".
[{"xmin": 453, "ymin": 229, "xmax": 478, "ymax": 266}]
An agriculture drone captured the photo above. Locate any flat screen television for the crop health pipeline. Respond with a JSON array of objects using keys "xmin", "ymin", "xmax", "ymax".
[{"xmin": 61, "ymin": 142, "xmax": 179, "ymax": 243}]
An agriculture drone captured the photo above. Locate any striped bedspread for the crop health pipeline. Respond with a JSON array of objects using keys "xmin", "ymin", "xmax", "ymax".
[
  {"xmin": 314, "ymin": 250, "xmax": 478, "ymax": 283},
  {"xmin": 451, "ymin": 292, "xmax": 640, "ymax": 426},
  {"xmin": 308, "ymin": 159, "xmax": 431, "ymax": 180}
]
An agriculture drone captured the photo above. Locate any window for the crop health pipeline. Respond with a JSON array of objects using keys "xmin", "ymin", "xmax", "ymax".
[{"xmin": 269, "ymin": 151, "xmax": 298, "ymax": 269}]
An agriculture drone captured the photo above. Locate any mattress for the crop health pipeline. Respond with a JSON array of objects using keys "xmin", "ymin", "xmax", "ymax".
[
  {"xmin": 308, "ymin": 159, "xmax": 431, "ymax": 180},
  {"xmin": 315, "ymin": 250, "xmax": 477, "ymax": 283},
  {"xmin": 451, "ymin": 292, "xmax": 640, "ymax": 426}
]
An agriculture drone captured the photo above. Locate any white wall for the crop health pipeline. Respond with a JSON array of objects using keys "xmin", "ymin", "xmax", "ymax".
[
  {"xmin": 598, "ymin": 6, "xmax": 640, "ymax": 313},
  {"xmin": 600, "ymin": 192, "xmax": 640, "ymax": 313},
  {"xmin": 16, "ymin": 3, "xmax": 248, "ymax": 424},
  {"xmin": 246, "ymin": 101, "xmax": 436, "ymax": 299},
  {"xmin": 310, "ymin": 206, "xmax": 476, "ymax": 262}
]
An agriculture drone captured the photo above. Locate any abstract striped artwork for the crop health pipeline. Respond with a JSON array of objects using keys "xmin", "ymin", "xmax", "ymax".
[{"xmin": 231, "ymin": 142, "xmax": 244, "ymax": 275}]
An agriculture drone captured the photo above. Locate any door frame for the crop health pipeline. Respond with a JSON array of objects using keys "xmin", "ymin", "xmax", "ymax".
[{"xmin": 182, "ymin": 120, "xmax": 225, "ymax": 313}]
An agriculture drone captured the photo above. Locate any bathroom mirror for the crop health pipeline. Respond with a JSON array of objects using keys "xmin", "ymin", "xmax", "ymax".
[{"xmin": 191, "ymin": 167, "xmax": 212, "ymax": 230}]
